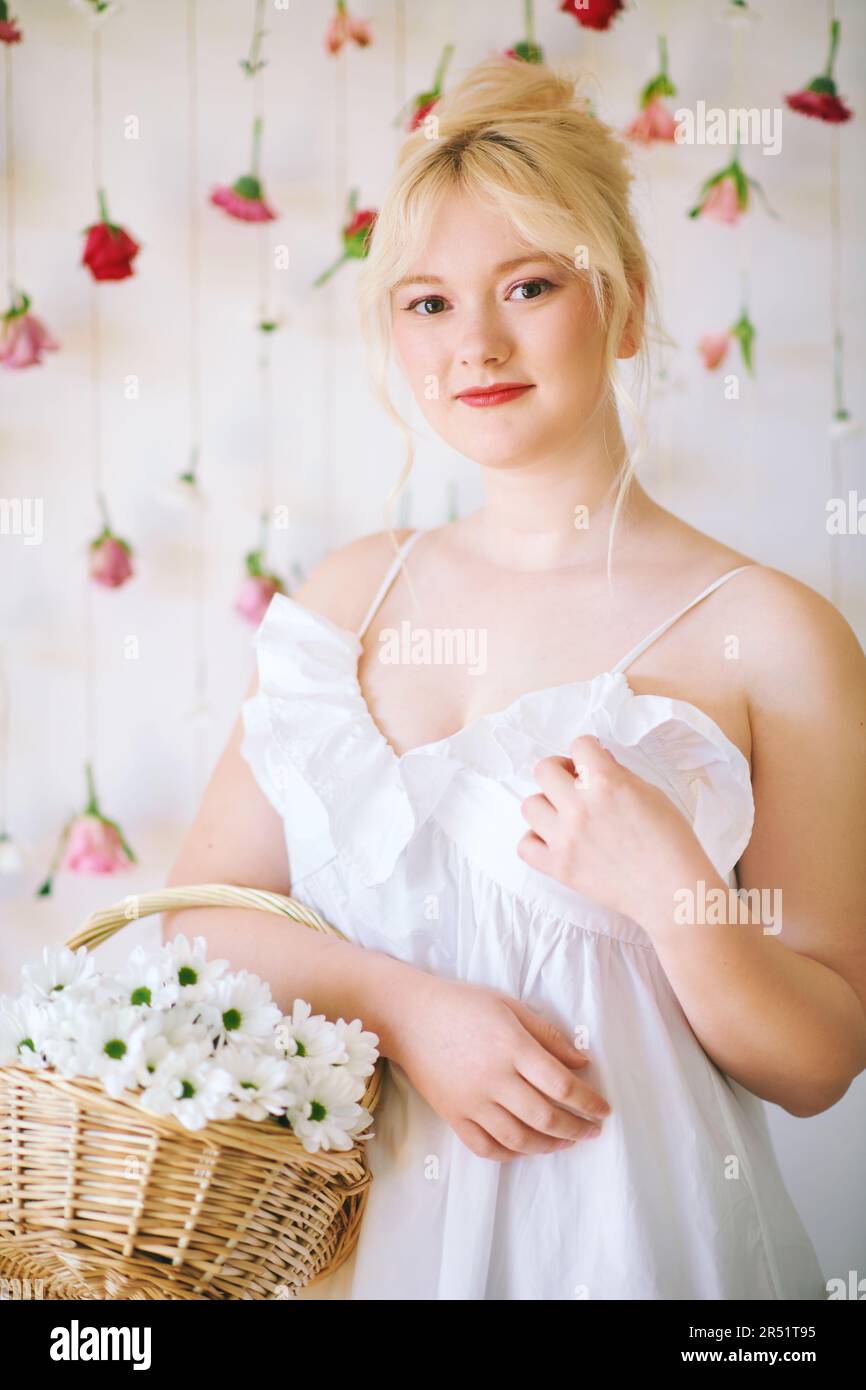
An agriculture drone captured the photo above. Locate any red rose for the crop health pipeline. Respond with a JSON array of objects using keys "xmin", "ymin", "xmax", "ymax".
[
  {"xmin": 82, "ymin": 222, "xmax": 140, "ymax": 281},
  {"xmin": 786, "ymin": 19, "xmax": 853, "ymax": 125},
  {"xmin": 82, "ymin": 190, "xmax": 140, "ymax": 282},
  {"xmin": 344, "ymin": 208, "xmax": 376, "ymax": 244},
  {"xmin": 560, "ymin": 0, "xmax": 624, "ymax": 32},
  {"xmin": 410, "ymin": 97, "xmax": 438, "ymax": 131},
  {"xmin": 0, "ymin": 0, "xmax": 22, "ymax": 44},
  {"xmin": 785, "ymin": 87, "xmax": 852, "ymax": 125}
]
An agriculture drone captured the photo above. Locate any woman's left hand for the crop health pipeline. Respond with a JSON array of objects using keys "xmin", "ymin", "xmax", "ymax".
[{"xmin": 516, "ymin": 734, "xmax": 710, "ymax": 927}]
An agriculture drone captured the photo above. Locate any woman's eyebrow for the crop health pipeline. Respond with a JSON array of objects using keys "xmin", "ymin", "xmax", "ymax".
[{"xmin": 392, "ymin": 255, "xmax": 557, "ymax": 293}]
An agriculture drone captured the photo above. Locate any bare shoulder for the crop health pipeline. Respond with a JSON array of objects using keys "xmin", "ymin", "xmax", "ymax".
[
  {"xmin": 727, "ymin": 562, "xmax": 866, "ymax": 712},
  {"xmin": 644, "ymin": 507, "xmax": 865, "ymax": 709},
  {"xmin": 290, "ymin": 528, "xmax": 418, "ymax": 631}
]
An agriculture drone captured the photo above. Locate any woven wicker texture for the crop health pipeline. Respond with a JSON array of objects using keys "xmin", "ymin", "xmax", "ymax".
[{"xmin": 0, "ymin": 884, "xmax": 385, "ymax": 1300}]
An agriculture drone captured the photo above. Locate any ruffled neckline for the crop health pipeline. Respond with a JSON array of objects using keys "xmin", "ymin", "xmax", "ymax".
[{"xmin": 245, "ymin": 593, "xmax": 756, "ymax": 891}]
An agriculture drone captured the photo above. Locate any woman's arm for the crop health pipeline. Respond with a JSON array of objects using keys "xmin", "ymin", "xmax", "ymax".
[
  {"xmin": 161, "ymin": 533, "xmax": 425, "ymax": 1060},
  {"xmin": 641, "ymin": 568, "xmax": 866, "ymax": 1116}
]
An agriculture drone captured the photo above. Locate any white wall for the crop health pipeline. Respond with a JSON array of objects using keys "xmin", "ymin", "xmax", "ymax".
[{"xmin": 1, "ymin": 0, "xmax": 864, "ymax": 1292}]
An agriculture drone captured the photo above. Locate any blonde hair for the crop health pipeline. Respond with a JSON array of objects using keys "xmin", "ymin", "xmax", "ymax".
[{"xmin": 354, "ymin": 55, "xmax": 670, "ymax": 588}]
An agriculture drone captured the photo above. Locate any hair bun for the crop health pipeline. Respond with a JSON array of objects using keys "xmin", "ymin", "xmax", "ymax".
[{"xmin": 428, "ymin": 55, "xmax": 584, "ymax": 132}]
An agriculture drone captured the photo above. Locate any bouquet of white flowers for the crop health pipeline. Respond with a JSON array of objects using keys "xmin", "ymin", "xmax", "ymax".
[
  {"xmin": 0, "ymin": 883, "xmax": 387, "ymax": 1300},
  {"xmin": 0, "ymin": 934, "xmax": 379, "ymax": 1151}
]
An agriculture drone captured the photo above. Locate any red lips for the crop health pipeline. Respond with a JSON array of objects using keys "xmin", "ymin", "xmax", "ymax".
[{"xmin": 455, "ymin": 383, "xmax": 533, "ymax": 408}]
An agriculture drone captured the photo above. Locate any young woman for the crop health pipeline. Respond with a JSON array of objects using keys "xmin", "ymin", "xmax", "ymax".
[{"xmin": 163, "ymin": 58, "xmax": 866, "ymax": 1300}]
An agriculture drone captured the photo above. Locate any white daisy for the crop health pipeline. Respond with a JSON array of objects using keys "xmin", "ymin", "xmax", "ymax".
[
  {"xmin": 163, "ymin": 999, "xmax": 220, "ymax": 1047},
  {"xmin": 0, "ymin": 997, "xmax": 52, "ymax": 1069},
  {"xmin": 274, "ymin": 999, "xmax": 347, "ymax": 1069},
  {"xmin": 287, "ymin": 1064, "xmax": 374, "ymax": 1154},
  {"xmin": 20, "ymin": 944, "xmax": 99, "ymax": 1003},
  {"xmin": 219, "ymin": 1047, "xmax": 298, "ymax": 1121},
  {"xmin": 109, "ymin": 944, "xmax": 182, "ymax": 1011},
  {"xmin": 138, "ymin": 1042, "xmax": 235, "ymax": 1132},
  {"xmin": 209, "ymin": 972, "xmax": 282, "ymax": 1047},
  {"xmin": 130, "ymin": 1006, "xmax": 200, "ymax": 1084},
  {"xmin": 75, "ymin": 1006, "xmax": 149, "ymax": 1100},
  {"xmin": 162, "ymin": 934, "xmax": 229, "ymax": 1003},
  {"xmin": 36, "ymin": 990, "xmax": 88, "ymax": 1076},
  {"xmin": 332, "ymin": 1016, "xmax": 380, "ymax": 1081}
]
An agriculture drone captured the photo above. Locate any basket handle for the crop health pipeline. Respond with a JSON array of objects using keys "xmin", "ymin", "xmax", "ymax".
[{"xmin": 65, "ymin": 882, "xmax": 348, "ymax": 953}]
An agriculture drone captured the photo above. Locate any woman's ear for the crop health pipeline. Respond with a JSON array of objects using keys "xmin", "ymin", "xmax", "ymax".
[{"xmin": 617, "ymin": 278, "xmax": 646, "ymax": 359}]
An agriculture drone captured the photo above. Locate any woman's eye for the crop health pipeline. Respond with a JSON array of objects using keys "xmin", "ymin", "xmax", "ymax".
[
  {"xmin": 406, "ymin": 296, "xmax": 447, "ymax": 316},
  {"xmin": 509, "ymin": 278, "xmax": 554, "ymax": 301}
]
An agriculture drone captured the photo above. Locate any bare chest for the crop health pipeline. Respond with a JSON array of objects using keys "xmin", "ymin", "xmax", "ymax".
[{"xmin": 356, "ymin": 577, "xmax": 753, "ymax": 772}]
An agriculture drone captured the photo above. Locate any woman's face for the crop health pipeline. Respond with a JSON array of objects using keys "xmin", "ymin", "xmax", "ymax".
[{"xmin": 390, "ymin": 189, "xmax": 609, "ymax": 468}]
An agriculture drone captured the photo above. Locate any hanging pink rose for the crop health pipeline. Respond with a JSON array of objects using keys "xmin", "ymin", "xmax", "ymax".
[
  {"xmin": 60, "ymin": 815, "xmax": 130, "ymax": 875},
  {"xmin": 210, "ymin": 116, "xmax": 278, "ymax": 223},
  {"xmin": 0, "ymin": 291, "xmax": 59, "ymax": 368},
  {"xmin": 698, "ymin": 332, "xmax": 731, "ymax": 370},
  {"xmin": 235, "ymin": 574, "xmax": 285, "ymax": 626},
  {"xmin": 210, "ymin": 179, "xmax": 276, "ymax": 223},
  {"xmin": 786, "ymin": 19, "xmax": 853, "ymax": 125},
  {"xmin": 325, "ymin": 0, "xmax": 372, "ymax": 55},
  {"xmin": 699, "ymin": 176, "xmax": 741, "ymax": 223},
  {"xmin": 560, "ymin": 0, "xmax": 624, "ymax": 32},
  {"xmin": 90, "ymin": 535, "xmax": 134, "ymax": 588},
  {"xmin": 625, "ymin": 38, "xmax": 678, "ymax": 144},
  {"xmin": 36, "ymin": 761, "xmax": 136, "ymax": 896},
  {"xmin": 88, "ymin": 494, "xmax": 134, "ymax": 588},
  {"xmin": 235, "ymin": 526, "xmax": 287, "ymax": 625},
  {"xmin": 687, "ymin": 156, "xmax": 778, "ymax": 224},
  {"xmin": 0, "ymin": 1, "xmax": 22, "ymax": 43},
  {"xmin": 625, "ymin": 97, "xmax": 677, "ymax": 143},
  {"xmin": 699, "ymin": 310, "xmax": 756, "ymax": 375}
]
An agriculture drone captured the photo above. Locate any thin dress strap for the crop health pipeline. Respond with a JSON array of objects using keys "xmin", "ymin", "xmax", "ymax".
[
  {"xmin": 356, "ymin": 528, "xmax": 427, "ymax": 640},
  {"xmin": 610, "ymin": 565, "xmax": 756, "ymax": 676}
]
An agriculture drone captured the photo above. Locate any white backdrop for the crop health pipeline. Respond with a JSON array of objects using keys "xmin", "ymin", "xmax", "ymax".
[{"xmin": 1, "ymin": 0, "xmax": 864, "ymax": 1292}]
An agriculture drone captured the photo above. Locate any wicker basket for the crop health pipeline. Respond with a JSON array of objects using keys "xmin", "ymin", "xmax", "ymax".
[{"xmin": 0, "ymin": 883, "xmax": 386, "ymax": 1301}]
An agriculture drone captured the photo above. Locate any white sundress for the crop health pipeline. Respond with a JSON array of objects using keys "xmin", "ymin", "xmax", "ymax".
[{"xmin": 240, "ymin": 527, "xmax": 826, "ymax": 1301}]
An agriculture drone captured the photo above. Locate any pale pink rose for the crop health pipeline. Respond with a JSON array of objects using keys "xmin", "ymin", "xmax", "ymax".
[
  {"xmin": 698, "ymin": 332, "xmax": 731, "ymax": 370},
  {"xmin": 325, "ymin": 7, "xmax": 372, "ymax": 54},
  {"xmin": 0, "ymin": 312, "xmax": 59, "ymax": 368},
  {"xmin": 700, "ymin": 177, "xmax": 741, "ymax": 224},
  {"xmin": 324, "ymin": 12, "xmax": 348, "ymax": 54},
  {"xmin": 625, "ymin": 98, "xmax": 678, "ymax": 144},
  {"xmin": 235, "ymin": 574, "xmax": 282, "ymax": 626},
  {"xmin": 90, "ymin": 536, "xmax": 134, "ymax": 588},
  {"xmin": 60, "ymin": 815, "xmax": 130, "ymax": 875},
  {"xmin": 347, "ymin": 15, "xmax": 372, "ymax": 45}
]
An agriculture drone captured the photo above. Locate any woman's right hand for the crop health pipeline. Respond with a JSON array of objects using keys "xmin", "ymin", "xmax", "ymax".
[{"xmin": 387, "ymin": 972, "xmax": 611, "ymax": 1162}]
